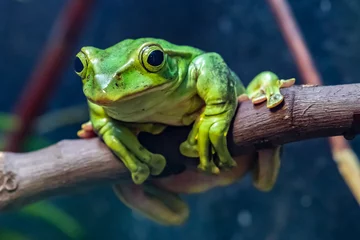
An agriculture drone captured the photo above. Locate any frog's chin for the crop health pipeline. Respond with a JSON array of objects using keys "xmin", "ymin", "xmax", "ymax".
[{"xmin": 87, "ymin": 82, "xmax": 175, "ymax": 107}]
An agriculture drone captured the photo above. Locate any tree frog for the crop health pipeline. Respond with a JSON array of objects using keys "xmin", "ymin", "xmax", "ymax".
[{"xmin": 74, "ymin": 38, "xmax": 295, "ymax": 222}]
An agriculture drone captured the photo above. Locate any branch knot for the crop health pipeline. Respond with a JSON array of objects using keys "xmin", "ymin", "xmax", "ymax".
[{"xmin": 0, "ymin": 153, "xmax": 18, "ymax": 193}]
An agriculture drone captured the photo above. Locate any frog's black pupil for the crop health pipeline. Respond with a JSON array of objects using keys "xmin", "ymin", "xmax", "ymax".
[
  {"xmin": 147, "ymin": 50, "xmax": 164, "ymax": 66},
  {"xmin": 74, "ymin": 57, "xmax": 84, "ymax": 73}
]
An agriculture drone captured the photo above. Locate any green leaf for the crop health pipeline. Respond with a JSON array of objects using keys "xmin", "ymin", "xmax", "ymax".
[{"xmin": 20, "ymin": 201, "xmax": 84, "ymax": 240}]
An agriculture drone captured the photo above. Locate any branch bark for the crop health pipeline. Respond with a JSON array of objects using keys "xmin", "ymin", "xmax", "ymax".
[{"xmin": 0, "ymin": 84, "xmax": 359, "ymax": 211}]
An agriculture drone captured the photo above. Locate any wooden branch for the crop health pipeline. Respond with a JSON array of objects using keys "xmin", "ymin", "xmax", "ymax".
[
  {"xmin": 0, "ymin": 84, "xmax": 359, "ymax": 211},
  {"xmin": 267, "ymin": 0, "xmax": 360, "ymax": 205}
]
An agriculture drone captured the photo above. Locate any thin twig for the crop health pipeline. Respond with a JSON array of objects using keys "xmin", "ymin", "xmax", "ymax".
[{"xmin": 267, "ymin": 0, "xmax": 360, "ymax": 205}]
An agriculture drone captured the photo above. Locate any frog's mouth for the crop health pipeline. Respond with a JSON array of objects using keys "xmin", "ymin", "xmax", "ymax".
[{"xmin": 86, "ymin": 81, "xmax": 175, "ymax": 106}]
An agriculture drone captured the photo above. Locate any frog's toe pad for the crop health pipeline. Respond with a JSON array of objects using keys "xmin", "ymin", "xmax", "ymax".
[
  {"xmin": 77, "ymin": 122, "xmax": 96, "ymax": 138},
  {"xmin": 197, "ymin": 162, "xmax": 220, "ymax": 174},
  {"xmin": 280, "ymin": 78, "xmax": 296, "ymax": 88},
  {"xmin": 131, "ymin": 164, "xmax": 150, "ymax": 184},
  {"xmin": 149, "ymin": 154, "xmax": 166, "ymax": 175},
  {"xmin": 180, "ymin": 141, "xmax": 199, "ymax": 158},
  {"xmin": 251, "ymin": 93, "xmax": 267, "ymax": 105},
  {"xmin": 267, "ymin": 93, "xmax": 284, "ymax": 108}
]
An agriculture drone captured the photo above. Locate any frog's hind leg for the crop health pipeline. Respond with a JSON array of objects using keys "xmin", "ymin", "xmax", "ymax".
[
  {"xmin": 252, "ymin": 146, "xmax": 282, "ymax": 191},
  {"xmin": 113, "ymin": 183, "xmax": 189, "ymax": 225},
  {"xmin": 247, "ymin": 71, "xmax": 295, "ymax": 109}
]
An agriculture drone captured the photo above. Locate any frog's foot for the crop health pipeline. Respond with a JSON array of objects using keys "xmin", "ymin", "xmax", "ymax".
[
  {"xmin": 100, "ymin": 123, "xmax": 167, "ymax": 184},
  {"xmin": 120, "ymin": 148, "xmax": 166, "ymax": 184},
  {"xmin": 203, "ymin": 118, "xmax": 238, "ymax": 173},
  {"xmin": 180, "ymin": 140, "xmax": 221, "ymax": 174},
  {"xmin": 252, "ymin": 146, "xmax": 282, "ymax": 191},
  {"xmin": 184, "ymin": 110, "xmax": 237, "ymax": 174},
  {"xmin": 247, "ymin": 72, "xmax": 295, "ymax": 109},
  {"xmin": 113, "ymin": 182, "xmax": 189, "ymax": 225}
]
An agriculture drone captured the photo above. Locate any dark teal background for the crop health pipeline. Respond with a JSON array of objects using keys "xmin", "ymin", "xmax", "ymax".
[{"xmin": 0, "ymin": 0, "xmax": 360, "ymax": 239}]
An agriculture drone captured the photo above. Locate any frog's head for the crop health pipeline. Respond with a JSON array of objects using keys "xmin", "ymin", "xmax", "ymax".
[{"xmin": 74, "ymin": 38, "xmax": 180, "ymax": 106}]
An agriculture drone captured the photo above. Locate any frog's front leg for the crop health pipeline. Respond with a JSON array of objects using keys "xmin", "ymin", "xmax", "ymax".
[
  {"xmin": 246, "ymin": 71, "xmax": 294, "ymax": 191},
  {"xmin": 246, "ymin": 71, "xmax": 295, "ymax": 108},
  {"xmin": 86, "ymin": 101, "xmax": 166, "ymax": 184},
  {"xmin": 181, "ymin": 53, "xmax": 238, "ymax": 174}
]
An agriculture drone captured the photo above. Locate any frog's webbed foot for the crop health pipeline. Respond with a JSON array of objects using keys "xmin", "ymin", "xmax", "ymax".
[
  {"xmin": 113, "ymin": 182, "xmax": 189, "ymax": 225},
  {"xmin": 77, "ymin": 121, "xmax": 166, "ymax": 184},
  {"xmin": 247, "ymin": 71, "xmax": 295, "ymax": 109},
  {"xmin": 97, "ymin": 122, "xmax": 167, "ymax": 184},
  {"xmin": 252, "ymin": 146, "xmax": 282, "ymax": 191}
]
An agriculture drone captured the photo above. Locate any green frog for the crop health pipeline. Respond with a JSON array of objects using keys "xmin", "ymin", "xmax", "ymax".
[{"xmin": 74, "ymin": 38, "xmax": 295, "ymax": 225}]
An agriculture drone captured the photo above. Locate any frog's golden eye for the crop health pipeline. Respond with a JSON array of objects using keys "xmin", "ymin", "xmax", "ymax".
[
  {"xmin": 74, "ymin": 52, "xmax": 87, "ymax": 78},
  {"xmin": 140, "ymin": 44, "xmax": 166, "ymax": 72}
]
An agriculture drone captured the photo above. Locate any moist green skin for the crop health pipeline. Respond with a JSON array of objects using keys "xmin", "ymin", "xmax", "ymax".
[
  {"xmin": 75, "ymin": 37, "xmax": 294, "ymax": 185},
  {"xmin": 75, "ymin": 38, "xmax": 295, "ymax": 225}
]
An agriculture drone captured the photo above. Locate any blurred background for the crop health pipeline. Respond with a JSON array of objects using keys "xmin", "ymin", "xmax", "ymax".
[{"xmin": 0, "ymin": 0, "xmax": 360, "ymax": 239}]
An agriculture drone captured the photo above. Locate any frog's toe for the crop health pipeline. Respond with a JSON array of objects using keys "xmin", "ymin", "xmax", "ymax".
[
  {"xmin": 238, "ymin": 93, "xmax": 250, "ymax": 102},
  {"xmin": 267, "ymin": 93, "xmax": 284, "ymax": 108},
  {"xmin": 180, "ymin": 141, "xmax": 199, "ymax": 158},
  {"xmin": 279, "ymin": 78, "xmax": 296, "ymax": 88},
  {"xmin": 197, "ymin": 161, "xmax": 220, "ymax": 174},
  {"xmin": 131, "ymin": 164, "xmax": 150, "ymax": 184},
  {"xmin": 125, "ymin": 142, "xmax": 166, "ymax": 177},
  {"xmin": 250, "ymin": 91, "xmax": 267, "ymax": 105},
  {"xmin": 77, "ymin": 121, "xmax": 96, "ymax": 138},
  {"xmin": 208, "ymin": 120, "xmax": 236, "ymax": 171},
  {"xmin": 148, "ymin": 154, "xmax": 166, "ymax": 175},
  {"xmin": 218, "ymin": 158, "xmax": 237, "ymax": 170}
]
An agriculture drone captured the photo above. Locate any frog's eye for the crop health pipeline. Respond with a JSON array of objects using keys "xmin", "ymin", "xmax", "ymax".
[
  {"xmin": 140, "ymin": 45, "xmax": 166, "ymax": 72},
  {"xmin": 74, "ymin": 52, "xmax": 87, "ymax": 78}
]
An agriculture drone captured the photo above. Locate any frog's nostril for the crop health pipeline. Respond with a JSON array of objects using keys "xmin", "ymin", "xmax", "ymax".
[
  {"xmin": 115, "ymin": 72, "xmax": 122, "ymax": 80},
  {"xmin": 74, "ymin": 57, "xmax": 84, "ymax": 73}
]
